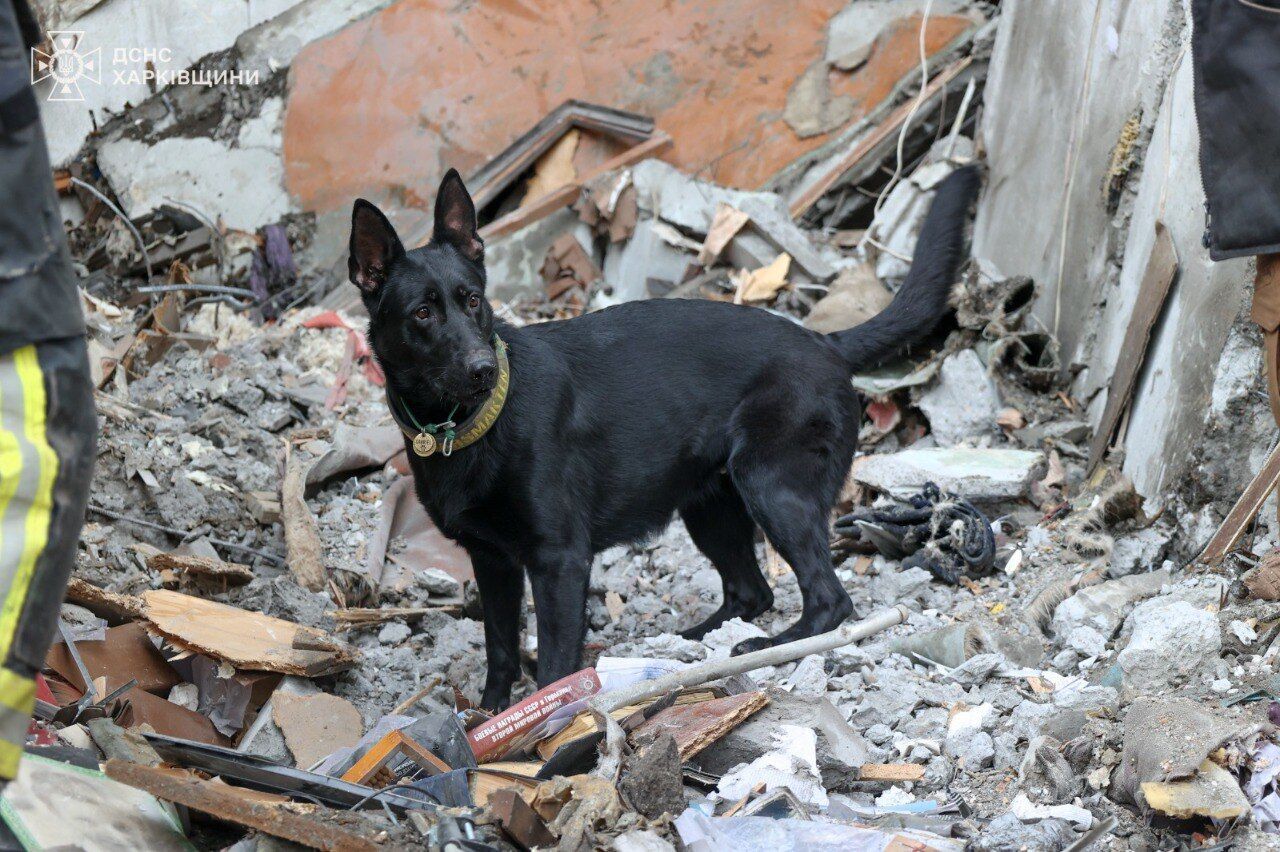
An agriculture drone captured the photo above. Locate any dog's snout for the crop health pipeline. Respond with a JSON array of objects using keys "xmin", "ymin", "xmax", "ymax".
[{"xmin": 466, "ymin": 354, "xmax": 497, "ymax": 390}]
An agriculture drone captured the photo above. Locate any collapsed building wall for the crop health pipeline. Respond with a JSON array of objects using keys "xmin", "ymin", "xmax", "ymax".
[
  {"xmin": 33, "ymin": 0, "xmax": 1260, "ymax": 510},
  {"xmin": 973, "ymin": 0, "xmax": 1253, "ymax": 501}
]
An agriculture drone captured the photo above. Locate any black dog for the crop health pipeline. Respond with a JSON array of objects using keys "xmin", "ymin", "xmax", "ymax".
[{"xmin": 349, "ymin": 165, "xmax": 979, "ymax": 710}]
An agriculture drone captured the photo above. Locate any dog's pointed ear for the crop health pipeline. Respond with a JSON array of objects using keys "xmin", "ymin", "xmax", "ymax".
[
  {"xmin": 349, "ymin": 199, "xmax": 404, "ymax": 295},
  {"xmin": 433, "ymin": 168, "xmax": 483, "ymax": 261}
]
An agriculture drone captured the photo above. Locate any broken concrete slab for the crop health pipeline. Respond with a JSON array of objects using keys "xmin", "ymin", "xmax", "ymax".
[
  {"xmin": 625, "ymin": 160, "xmax": 840, "ymax": 286},
  {"xmin": 487, "ymin": 210, "xmax": 590, "ymax": 300},
  {"xmin": 727, "ymin": 197, "xmax": 837, "ymax": 283},
  {"xmin": 1117, "ymin": 600, "xmax": 1221, "ymax": 694},
  {"xmin": 945, "ymin": 703, "xmax": 996, "ymax": 770},
  {"xmin": 602, "ymin": 218, "xmax": 696, "ymax": 303},
  {"xmin": 97, "ymin": 137, "xmax": 291, "ymax": 232},
  {"xmin": 631, "ymin": 160, "xmax": 773, "ymax": 235},
  {"xmin": 854, "ymin": 447, "xmax": 1044, "ymax": 502},
  {"xmin": 918, "ymin": 349, "xmax": 1001, "ymax": 446}
]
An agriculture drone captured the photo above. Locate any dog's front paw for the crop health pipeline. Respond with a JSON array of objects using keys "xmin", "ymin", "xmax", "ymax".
[{"xmin": 731, "ymin": 636, "xmax": 773, "ymax": 656}]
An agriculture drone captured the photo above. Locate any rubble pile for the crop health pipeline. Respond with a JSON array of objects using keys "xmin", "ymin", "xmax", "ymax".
[{"xmin": 18, "ymin": 0, "xmax": 1280, "ymax": 850}]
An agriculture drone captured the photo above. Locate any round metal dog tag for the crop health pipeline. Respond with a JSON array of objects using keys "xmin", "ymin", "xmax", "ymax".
[{"xmin": 412, "ymin": 432, "xmax": 438, "ymax": 457}]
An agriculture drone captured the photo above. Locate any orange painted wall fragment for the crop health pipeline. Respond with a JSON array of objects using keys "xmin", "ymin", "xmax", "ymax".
[{"xmin": 283, "ymin": 0, "xmax": 974, "ymax": 221}]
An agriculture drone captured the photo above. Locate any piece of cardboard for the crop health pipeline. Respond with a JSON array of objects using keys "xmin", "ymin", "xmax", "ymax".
[
  {"xmin": 46, "ymin": 621, "xmax": 182, "ymax": 696},
  {"xmin": 273, "ymin": 692, "xmax": 363, "ymax": 770},
  {"xmin": 631, "ymin": 692, "xmax": 769, "ymax": 760}
]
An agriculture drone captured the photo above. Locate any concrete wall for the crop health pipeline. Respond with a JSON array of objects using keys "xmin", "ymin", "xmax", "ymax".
[{"xmin": 974, "ymin": 0, "xmax": 1251, "ymax": 499}]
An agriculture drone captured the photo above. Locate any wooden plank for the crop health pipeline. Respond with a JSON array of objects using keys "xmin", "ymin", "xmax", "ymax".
[
  {"xmin": 534, "ymin": 688, "xmax": 721, "ymax": 760},
  {"xmin": 64, "ymin": 577, "xmax": 145, "ymax": 622},
  {"xmin": 103, "ymin": 760, "xmax": 382, "ymax": 852},
  {"xmin": 1087, "ymin": 222, "xmax": 1179, "ymax": 473},
  {"xmin": 859, "ymin": 763, "xmax": 926, "ymax": 782},
  {"xmin": 142, "ymin": 589, "xmax": 357, "ymax": 677},
  {"xmin": 479, "ymin": 132, "xmax": 672, "ymax": 242},
  {"xmin": 788, "ymin": 57, "xmax": 973, "ymax": 219},
  {"xmin": 469, "ymin": 769, "xmax": 540, "ymax": 808},
  {"xmin": 1198, "ymin": 439, "xmax": 1280, "ymax": 565},
  {"xmin": 146, "ymin": 552, "xmax": 255, "ymax": 585}
]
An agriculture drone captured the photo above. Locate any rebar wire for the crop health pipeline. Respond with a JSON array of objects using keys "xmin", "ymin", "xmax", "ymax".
[{"xmin": 69, "ymin": 177, "xmax": 155, "ymax": 287}]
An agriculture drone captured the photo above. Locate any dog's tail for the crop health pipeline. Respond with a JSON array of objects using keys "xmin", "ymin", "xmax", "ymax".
[{"xmin": 827, "ymin": 165, "xmax": 980, "ymax": 371}]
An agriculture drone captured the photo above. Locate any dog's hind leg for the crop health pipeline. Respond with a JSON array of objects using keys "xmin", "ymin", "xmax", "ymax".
[
  {"xmin": 465, "ymin": 541, "xmax": 525, "ymax": 710},
  {"xmin": 725, "ymin": 383, "xmax": 857, "ymax": 655},
  {"xmin": 677, "ymin": 475, "xmax": 774, "ymax": 639}
]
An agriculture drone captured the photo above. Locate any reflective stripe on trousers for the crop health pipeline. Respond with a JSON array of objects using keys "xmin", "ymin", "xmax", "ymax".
[{"xmin": 0, "ymin": 345, "xmax": 56, "ymax": 778}]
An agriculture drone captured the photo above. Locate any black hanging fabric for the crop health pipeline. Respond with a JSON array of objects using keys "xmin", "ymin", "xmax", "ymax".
[{"xmin": 1192, "ymin": 0, "xmax": 1280, "ymax": 260}]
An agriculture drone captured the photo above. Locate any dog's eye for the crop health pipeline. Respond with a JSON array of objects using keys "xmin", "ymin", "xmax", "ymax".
[
  {"xmin": 413, "ymin": 305, "xmax": 431, "ymax": 321},
  {"xmin": 467, "ymin": 293, "xmax": 481, "ymax": 309}
]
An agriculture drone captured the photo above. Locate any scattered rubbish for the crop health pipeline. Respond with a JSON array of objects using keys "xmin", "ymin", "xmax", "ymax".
[
  {"xmin": 835, "ymin": 482, "xmax": 995, "ymax": 583},
  {"xmin": 717, "ymin": 724, "xmax": 828, "ymax": 807},
  {"xmin": 470, "ymin": 668, "xmax": 602, "ymax": 762},
  {"xmin": 1050, "ymin": 567, "xmax": 1170, "ymax": 640},
  {"xmin": 1245, "ymin": 549, "xmax": 1280, "ymax": 601},
  {"xmin": 1116, "ymin": 697, "xmax": 1258, "ymax": 820},
  {"xmin": 675, "ymin": 807, "xmax": 963, "ymax": 852}
]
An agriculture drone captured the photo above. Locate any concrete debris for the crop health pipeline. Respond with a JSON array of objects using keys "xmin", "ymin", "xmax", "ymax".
[
  {"xmin": 716, "ymin": 724, "xmax": 829, "ymax": 808},
  {"xmin": 854, "ymin": 447, "xmax": 1045, "ymax": 502},
  {"xmin": 917, "ymin": 350, "xmax": 1001, "ymax": 447},
  {"xmin": 1050, "ymin": 567, "xmax": 1170, "ymax": 640},
  {"xmin": 1117, "ymin": 599, "xmax": 1222, "ymax": 694}
]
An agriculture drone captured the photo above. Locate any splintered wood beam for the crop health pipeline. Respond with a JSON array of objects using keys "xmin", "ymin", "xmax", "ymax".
[
  {"xmin": 1086, "ymin": 221, "xmax": 1179, "ymax": 474},
  {"xmin": 103, "ymin": 761, "xmax": 383, "ymax": 852},
  {"xmin": 1198, "ymin": 439, "xmax": 1280, "ymax": 566}
]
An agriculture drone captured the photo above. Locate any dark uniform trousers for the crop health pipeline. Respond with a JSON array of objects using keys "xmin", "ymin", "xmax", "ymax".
[{"xmin": 0, "ymin": 0, "xmax": 97, "ymax": 781}]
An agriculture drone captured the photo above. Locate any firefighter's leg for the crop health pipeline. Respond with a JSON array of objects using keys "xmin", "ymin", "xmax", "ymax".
[{"xmin": 0, "ymin": 338, "xmax": 95, "ymax": 780}]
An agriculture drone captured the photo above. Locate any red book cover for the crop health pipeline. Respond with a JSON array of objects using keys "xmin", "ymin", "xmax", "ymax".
[{"xmin": 467, "ymin": 668, "xmax": 601, "ymax": 762}]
